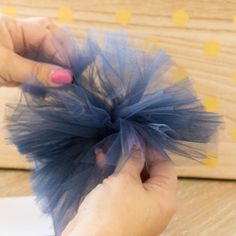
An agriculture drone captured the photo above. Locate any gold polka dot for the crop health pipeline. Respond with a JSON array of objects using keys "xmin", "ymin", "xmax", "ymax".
[
  {"xmin": 233, "ymin": 16, "xmax": 236, "ymax": 25},
  {"xmin": 204, "ymin": 40, "xmax": 221, "ymax": 57},
  {"xmin": 202, "ymin": 155, "xmax": 218, "ymax": 168},
  {"xmin": 232, "ymin": 128, "xmax": 236, "ymax": 142},
  {"xmin": 58, "ymin": 7, "xmax": 73, "ymax": 23},
  {"xmin": 116, "ymin": 9, "xmax": 132, "ymax": 26},
  {"xmin": 143, "ymin": 37, "xmax": 160, "ymax": 55},
  {"xmin": 172, "ymin": 67, "xmax": 188, "ymax": 82},
  {"xmin": 1, "ymin": 5, "xmax": 16, "ymax": 16},
  {"xmin": 233, "ymin": 72, "xmax": 236, "ymax": 84},
  {"xmin": 172, "ymin": 10, "xmax": 189, "ymax": 27},
  {"xmin": 143, "ymin": 37, "xmax": 159, "ymax": 49},
  {"xmin": 203, "ymin": 96, "xmax": 220, "ymax": 112}
]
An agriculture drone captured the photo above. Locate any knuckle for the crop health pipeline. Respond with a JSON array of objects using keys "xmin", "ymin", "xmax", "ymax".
[
  {"xmin": 117, "ymin": 172, "xmax": 129, "ymax": 182},
  {"xmin": 0, "ymin": 48, "xmax": 14, "ymax": 81},
  {"xmin": 32, "ymin": 62, "xmax": 48, "ymax": 84},
  {"xmin": 32, "ymin": 62, "xmax": 41, "ymax": 78},
  {"xmin": 117, "ymin": 172, "xmax": 135, "ymax": 186},
  {"xmin": 102, "ymin": 172, "xmax": 136, "ymax": 190},
  {"xmin": 0, "ymin": 48, "xmax": 9, "ymax": 65},
  {"xmin": 30, "ymin": 17, "xmax": 54, "ymax": 29},
  {"xmin": 0, "ymin": 14, "xmax": 7, "ymax": 22},
  {"xmin": 103, "ymin": 174, "xmax": 127, "ymax": 187},
  {"xmin": 40, "ymin": 17, "xmax": 55, "ymax": 29},
  {"xmin": 94, "ymin": 183, "xmax": 104, "ymax": 191},
  {"xmin": 0, "ymin": 14, "xmax": 13, "ymax": 24},
  {"xmin": 102, "ymin": 175, "xmax": 115, "ymax": 186}
]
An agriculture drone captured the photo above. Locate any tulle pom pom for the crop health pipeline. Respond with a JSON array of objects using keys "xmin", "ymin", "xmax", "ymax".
[{"xmin": 5, "ymin": 33, "xmax": 222, "ymax": 235}]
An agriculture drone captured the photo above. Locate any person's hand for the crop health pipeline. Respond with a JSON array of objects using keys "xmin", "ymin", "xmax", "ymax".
[
  {"xmin": 0, "ymin": 15, "xmax": 73, "ymax": 87},
  {"xmin": 62, "ymin": 147, "xmax": 177, "ymax": 236}
]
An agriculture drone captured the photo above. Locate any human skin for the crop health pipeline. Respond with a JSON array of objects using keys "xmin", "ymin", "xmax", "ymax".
[
  {"xmin": 0, "ymin": 15, "xmax": 73, "ymax": 87},
  {"xmin": 62, "ymin": 147, "xmax": 177, "ymax": 236}
]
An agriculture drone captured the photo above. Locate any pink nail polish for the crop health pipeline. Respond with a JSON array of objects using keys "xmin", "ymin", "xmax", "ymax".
[{"xmin": 50, "ymin": 69, "xmax": 73, "ymax": 84}]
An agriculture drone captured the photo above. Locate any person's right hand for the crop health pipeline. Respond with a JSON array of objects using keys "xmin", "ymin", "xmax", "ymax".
[
  {"xmin": 0, "ymin": 15, "xmax": 73, "ymax": 87},
  {"xmin": 62, "ymin": 147, "xmax": 177, "ymax": 236}
]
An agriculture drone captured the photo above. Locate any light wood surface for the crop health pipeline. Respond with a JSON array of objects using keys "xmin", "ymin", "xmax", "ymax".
[
  {"xmin": 0, "ymin": 169, "xmax": 235, "ymax": 235},
  {"xmin": 0, "ymin": 169, "xmax": 32, "ymax": 196},
  {"xmin": 0, "ymin": 0, "xmax": 235, "ymax": 179}
]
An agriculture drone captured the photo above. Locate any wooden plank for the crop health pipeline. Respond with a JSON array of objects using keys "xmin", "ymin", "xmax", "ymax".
[{"xmin": 0, "ymin": 0, "xmax": 235, "ymax": 178}]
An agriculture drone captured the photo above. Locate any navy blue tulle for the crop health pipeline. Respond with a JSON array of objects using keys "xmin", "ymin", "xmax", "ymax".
[{"xmin": 5, "ymin": 33, "xmax": 221, "ymax": 235}]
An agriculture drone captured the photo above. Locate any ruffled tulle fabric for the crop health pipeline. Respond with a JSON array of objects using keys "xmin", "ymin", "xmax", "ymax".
[{"xmin": 5, "ymin": 33, "xmax": 222, "ymax": 235}]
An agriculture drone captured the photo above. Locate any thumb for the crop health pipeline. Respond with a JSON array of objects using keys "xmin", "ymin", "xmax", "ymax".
[
  {"xmin": 144, "ymin": 148, "xmax": 177, "ymax": 194},
  {"xmin": 118, "ymin": 147, "xmax": 145, "ymax": 180},
  {"xmin": 0, "ymin": 49, "xmax": 73, "ymax": 86}
]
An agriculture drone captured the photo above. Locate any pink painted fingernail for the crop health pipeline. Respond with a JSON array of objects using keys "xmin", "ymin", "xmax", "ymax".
[{"xmin": 50, "ymin": 69, "xmax": 73, "ymax": 84}]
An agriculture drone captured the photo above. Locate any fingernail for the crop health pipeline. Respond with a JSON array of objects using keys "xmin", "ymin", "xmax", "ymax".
[
  {"xmin": 132, "ymin": 143, "xmax": 140, "ymax": 151},
  {"xmin": 95, "ymin": 148, "xmax": 103, "ymax": 155},
  {"xmin": 50, "ymin": 69, "xmax": 73, "ymax": 84},
  {"xmin": 132, "ymin": 145, "xmax": 141, "ymax": 158},
  {"xmin": 132, "ymin": 144, "xmax": 140, "ymax": 151}
]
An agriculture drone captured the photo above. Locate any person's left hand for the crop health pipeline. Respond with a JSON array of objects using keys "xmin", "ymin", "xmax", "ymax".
[{"xmin": 0, "ymin": 15, "xmax": 73, "ymax": 87}]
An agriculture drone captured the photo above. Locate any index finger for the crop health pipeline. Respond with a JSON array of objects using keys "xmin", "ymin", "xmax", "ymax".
[{"xmin": 10, "ymin": 17, "xmax": 73, "ymax": 67}]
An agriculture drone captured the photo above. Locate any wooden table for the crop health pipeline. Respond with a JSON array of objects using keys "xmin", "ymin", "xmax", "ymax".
[{"xmin": 0, "ymin": 169, "xmax": 235, "ymax": 235}]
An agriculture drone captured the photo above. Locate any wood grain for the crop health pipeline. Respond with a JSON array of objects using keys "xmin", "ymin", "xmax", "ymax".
[
  {"xmin": 0, "ymin": 0, "xmax": 236, "ymax": 179},
  {"xmin": 163, "ymin": 178, "xmax": 236, "ymax": 236},
  {"xmin": 0, "ymin": 169, "xmax": 235, "ymax": 235},
  {"xmin": 0, "ymin": 169, "xmax": 32, "ymax": 197}
]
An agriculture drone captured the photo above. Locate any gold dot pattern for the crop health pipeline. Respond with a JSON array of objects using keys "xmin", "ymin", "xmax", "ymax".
[
  {"xmin": 143, "ymin": 37, "xmax": 160, "ymax": 54},
  {"xmin": 232, "ymin": 128, "xmax": 236, "ymax": 142},
  {"xmin": 203, "ymin": 96, "xmax": 220, "ymax": 112},
  {"xmin": 58, "ymin": 7, "xmax": 73, "ymax": 23},
  {"xmin": 233, "ymin": 73, "xmax": 236, "ymax": 84},
  {"xmin": 204, "ymin": 40, "xmax": 221, "ymax": 57},
  {"xmin": 0, "ymin": 5, "xmax": 234, "ymax": 171},
  {"xmin": 172, "ymin": 67, "xmax": 188, "ymax": 82},
  {"xmin": 233, "ymin": 16, "xmax": 236, "ymax": 25},
  {"xmin": 1, "ymin": 5, "xmax": 16, "ymax": 16},
  {"xmin": 202, "ymin": 155, "xmax": 219, "ymax": 168},
  {"xmin": 115, "ymin": 9, "xmax": 132, "ymax": 26},
  {"xmin": 172, "ymin": 10, "xmax": 189, "ymax": 27}
]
